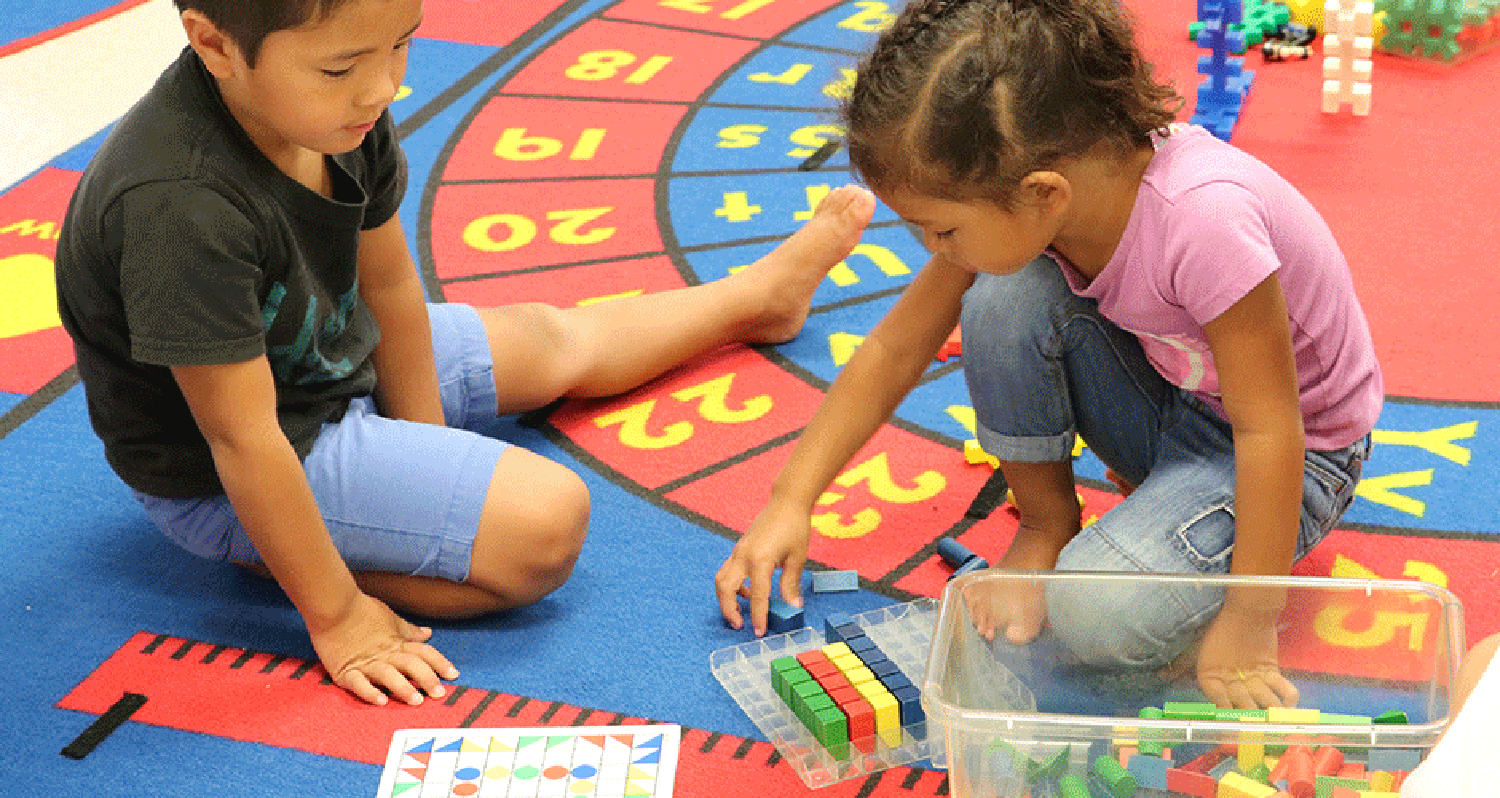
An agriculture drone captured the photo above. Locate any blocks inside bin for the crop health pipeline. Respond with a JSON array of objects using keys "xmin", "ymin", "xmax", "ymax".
[{"xmin": 921, "ymin": 571, "xmax": 1463, "ymax": 798}]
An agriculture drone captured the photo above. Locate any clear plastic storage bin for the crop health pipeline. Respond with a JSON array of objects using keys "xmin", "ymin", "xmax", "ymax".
[{"xmin": 922, "ymin": 571, "xmax": 1463, "ymax": 797}]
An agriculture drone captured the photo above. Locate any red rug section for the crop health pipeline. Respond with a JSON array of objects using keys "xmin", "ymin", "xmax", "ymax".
[
  {"xmin": 59, "ymin": 632, "xmax": 949, "ymax": 797},
  {"xmin": 0, "ymin": 167, "xmax": 80, "ymax": 393},
  {"xmin": 1137, "ymin": 6, "xmax": 1500, "ymax": 403}
]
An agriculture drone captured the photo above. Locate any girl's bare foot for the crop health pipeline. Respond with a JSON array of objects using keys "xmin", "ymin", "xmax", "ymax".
[
  {"xmin": 966, "ymin": 526, "xmax": 1067, "ymax": 644},
  {"xmin": 733, "ymin": 184, "xmax": 876, "ymax": 344}
]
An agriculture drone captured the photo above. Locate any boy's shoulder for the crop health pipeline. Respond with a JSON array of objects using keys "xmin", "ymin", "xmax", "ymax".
[{"xmin": 81, "ymin": 47, "xmax": 259, "ymax": 207}]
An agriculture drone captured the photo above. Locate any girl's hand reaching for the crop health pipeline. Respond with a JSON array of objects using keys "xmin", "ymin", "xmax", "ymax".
[
  {"xmin": 716, "ymin": 502, "xmax": 812, "ymax": 637},
  {"xmin": 1170, "ymin": 603, "xmax": 1300, "ymax": 710}
]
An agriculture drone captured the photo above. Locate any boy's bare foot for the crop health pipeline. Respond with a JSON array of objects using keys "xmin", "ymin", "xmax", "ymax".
[{"xmin": 734, "ymin": 184, "xmax": 876, "ymax": 344}]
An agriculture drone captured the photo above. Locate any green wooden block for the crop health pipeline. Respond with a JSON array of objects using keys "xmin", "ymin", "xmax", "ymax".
[
  {"xmin": 1058, "ymin": 773, "xmax": 1090, "ymax": 798},
  {"xmin": 809, "ymin": 704, "xmax": 849, "ymax": 760},
  {"xmin": 1214, "ymin": 708, "xmax": 1268, "ymax": 721},
  {"xmin": 1373, "ymin": 709, "xmax": 1410, "ymax": 724},
  {"xmin": 1315, "ymin": 775, "xmax": 1371, "ymax": 798},
  {"xmin": 771, "ymin": 658, "xmax": 808, "ymax": 703},
  {"xmin": 1027, "ymin": 745, "xmax": 1070, "ymax": 782},
  {"xmin": 1093, "ymin": 754, "xmax": 1139, "ymax": 798},
  {"xmin": 1163, "ymin": 701, "xmax": 1218, "ymax": 720},
  {"xmin": 1318, "ymin": 713, "xmax": 1374, "ymax": 724}
]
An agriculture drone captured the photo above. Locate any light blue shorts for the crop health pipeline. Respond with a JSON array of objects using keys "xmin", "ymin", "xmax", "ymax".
[{"xmin": 135, "ymin": 303, "xmax": 507, "ymax": 583}]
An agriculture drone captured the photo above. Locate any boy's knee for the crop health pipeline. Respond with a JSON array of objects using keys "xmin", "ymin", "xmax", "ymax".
[{"xmin": 472, "ymin": 465, "xmax": 590, "ymax": 607}]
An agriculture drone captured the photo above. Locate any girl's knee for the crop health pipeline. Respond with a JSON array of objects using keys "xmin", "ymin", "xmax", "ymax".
[{"xmin": 1044, "ymin": 575, "xmax": 1209, "ymax": 670}]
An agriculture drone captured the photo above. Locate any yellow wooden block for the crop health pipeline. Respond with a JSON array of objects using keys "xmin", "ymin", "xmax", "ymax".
[
  {"xmin": 1217, "ymin": 771, "xmax": 1277, "ymax": 797},
  {"xmin": 1266, "ymin": 707, "xmax": 1321, "ymax": 724},
  {"xmin": 1367, "ymin": 771, "xmax": 1395, "ymax": 791},
  {"xmin": 1284, "ymin": 0, "xmax": 1325, "ymax": 26},
  {"xmin": 865, "ymin": 690, "xmax": 903, "ymax": 746},
  {"xmin": 841, "ymin": 665, "xmax": 876, "ymax": 685},
  {"xmin": 830, "ymin": 653, "xmax": 862, "ymax": 673},
  {"xmin": 963, "ymin": 439, "xmax": 999, "ymax": 467},
  {"xmin": 821, "ymin": 643, "xmax": 852, "ymax": 660},
  {"xmin": 1238, "ymin": 742, "xmax": 1265, "ymax": 771}
]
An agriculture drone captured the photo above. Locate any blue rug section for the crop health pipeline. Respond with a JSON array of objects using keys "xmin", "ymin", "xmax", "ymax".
[
  {"xmin": 6, "ymin": 2, "xmax": 1498, "ymax": 796},
  {"xmin": 0, "ymin": 0, "xmax": 123, "ymax": 47}
]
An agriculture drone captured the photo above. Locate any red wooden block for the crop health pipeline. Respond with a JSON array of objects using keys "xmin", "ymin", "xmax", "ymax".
[
  {"xmin": 1166, "ymin": 767, "xmax": 1217, "ymax": 797},
  {"xmin": 827, "ymin": 686, "xmax": 861, "ymax": 707},
  {"xmin": 1337, "ymin": 761, "xmax": 1366, "ymax": 778},
  {"xmin": 935, "ymin": 326, "xmax": 963, "ymax": 361},
  {"xmin": 795, "ymin": 650, "xmax": 828, "ymax": 668},
  {"xmin": 1389, "ymin": 770, "xmax": 1410, "ymax": 789},
  {"xmin": 805, "ymin": 660, "xmax": 839, "ymax": 682},
  {"xmin": 838, "ymin": 697, "xmax": 876, "ymax": 753},
  {"xmin": 1180, "ymin": 745, "xmax": 1232, "ymax": 773},
  {"xmin": 814, "ymin": 672, "xmax": 852, "ymax": 694},
  {"xmin": 1312, "ymin": 744, "xmax": 1346, "ymax": 776}
]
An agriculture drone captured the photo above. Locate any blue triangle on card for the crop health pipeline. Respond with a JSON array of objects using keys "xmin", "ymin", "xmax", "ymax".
[
  {"xmin": 633, "ymin": 749, "xmax": 661, "ymax": 765},
  {"xmin": 405, "ymin": 739, "xmax": 435, "ymax": 754}
]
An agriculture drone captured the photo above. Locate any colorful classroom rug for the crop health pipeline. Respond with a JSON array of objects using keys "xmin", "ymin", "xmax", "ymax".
[{"xmin": 2, "ymin": 1, "xmax": 1498, "ymax": 795}]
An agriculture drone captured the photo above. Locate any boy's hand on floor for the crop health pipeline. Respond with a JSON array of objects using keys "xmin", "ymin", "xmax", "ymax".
[{"xmin": 309, "ymin": 592, "xmax": 460, "ymax": 707}]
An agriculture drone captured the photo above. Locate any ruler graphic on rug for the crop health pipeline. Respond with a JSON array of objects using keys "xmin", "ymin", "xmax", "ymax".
[{"xmin": 376, "ymin": 725, "xmax": 680, "ymax": 797}]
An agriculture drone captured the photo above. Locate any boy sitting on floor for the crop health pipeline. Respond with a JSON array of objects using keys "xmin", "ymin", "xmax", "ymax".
[{"xmin": 54, "ymin": 0, "xmax": 874, "ymax": 706}]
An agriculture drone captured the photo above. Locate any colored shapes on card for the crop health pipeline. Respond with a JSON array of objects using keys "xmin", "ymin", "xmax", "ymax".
[
  {"xmin": 484, "ymin": 766, "xmax": 511, "ymax": 779},
  {"xmin": 545, "ymin": 765, "xmax": 571, "ymax": 779},
  {"xmin": 572, "ymin": 764, "xmax": 599, "ymax": 778},
  {"xmin": 514, "ymin": 765, "xmax": 540, "ymax": 779},
  {"xmin": 452, "ymin": 785, "xmax": 478, "ymax": 797},
  {"xmin": 455, "ymin": 767, "xmax": 481, "ymax": 780}
]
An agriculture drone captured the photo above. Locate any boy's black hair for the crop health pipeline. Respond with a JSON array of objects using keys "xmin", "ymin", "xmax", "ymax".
[
  {"xmin": 174, "ymin": 0, "xmax": 363, "ymax": 67},
  {"xmin": 844, "ymin": 0, "xmax": 1182, "ymax": 207}
]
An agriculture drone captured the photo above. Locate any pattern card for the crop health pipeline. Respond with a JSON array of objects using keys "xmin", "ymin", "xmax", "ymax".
[{"xmin": 376, "ymin": 725, "xmax": 681, "ymax": 797}]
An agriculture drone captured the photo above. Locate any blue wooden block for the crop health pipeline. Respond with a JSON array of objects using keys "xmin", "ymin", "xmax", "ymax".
[
  {"xmin": 1369, "ymin": 747, "xmax": 1424, "ymax": 772},
  {"xmin": 811, "ymin": 569, "xmax": 860, "ymax": 593},
  {"xmin": 767, "ymin": 597, "xmax": 805, "ymax": 634},
  {"xmin": 822, "ymin": 612, "xmax": 860, "ymax": 644},
  {"xmin": 891, "ymin": 685, "xmax": 924, "ymax": 725},
  {"xmin": 880, "ymin": 672, "xmax": 913, "ymax": 694},
  {"xmin": 1127, "ymin": 753, "xmax": 1171, "ymax": 791},
  {"xmin": 844, "ymin": 635, "xmax": 878, "ymax": 660}
]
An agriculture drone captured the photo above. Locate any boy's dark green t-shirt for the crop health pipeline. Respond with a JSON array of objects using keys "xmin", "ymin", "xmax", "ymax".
[{"xmin": 55, "ymin": 47, "xmax": 408, "ymax": 498}]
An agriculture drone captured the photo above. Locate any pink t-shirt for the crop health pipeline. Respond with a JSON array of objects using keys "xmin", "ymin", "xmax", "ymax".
[{"xmin": 1056, "ymin": 124, "xmax": 1382, "ymax": 450}]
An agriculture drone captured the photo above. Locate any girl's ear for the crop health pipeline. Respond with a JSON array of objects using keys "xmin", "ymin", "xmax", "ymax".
[
  {"xmin": 181, "ymin": 10, "xmax": 243, "ymax": 80},
  {"xmin": 1019, "ymin": 170, "xmax": 1072, "ymax": 217}
]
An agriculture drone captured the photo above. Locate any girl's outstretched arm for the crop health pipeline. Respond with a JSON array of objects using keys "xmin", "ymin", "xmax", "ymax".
[
  {"xmin": 716, "ymin": 257, "xmax": 975, "ymax": 635},
  {"xmin": 1196, "ymin": 272, "xmax": 1305, "ymax": 708}
]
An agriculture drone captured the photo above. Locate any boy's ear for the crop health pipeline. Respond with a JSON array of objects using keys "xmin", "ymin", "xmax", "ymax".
[
  {"xmin": 1019, "ymin": 170, "xmax": 1071, "ymax": 217},
  {"xmin": 180, "ymin": 10, "xmax": 243, "ymax": 79}
]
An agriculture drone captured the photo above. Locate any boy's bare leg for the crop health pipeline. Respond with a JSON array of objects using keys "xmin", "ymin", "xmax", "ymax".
[
  {"xmin": 480, "ymin": 184, "xmax": 876, "ymax": 414},
  {"xmin": 240, "ymin": 188, "xmax": 874, "ymax": 619}
]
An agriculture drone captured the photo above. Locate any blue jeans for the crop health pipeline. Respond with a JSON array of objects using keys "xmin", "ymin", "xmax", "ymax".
[{"xmin": 960, "ymin": 257, "xmax": 1371, "ymax": 669}]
